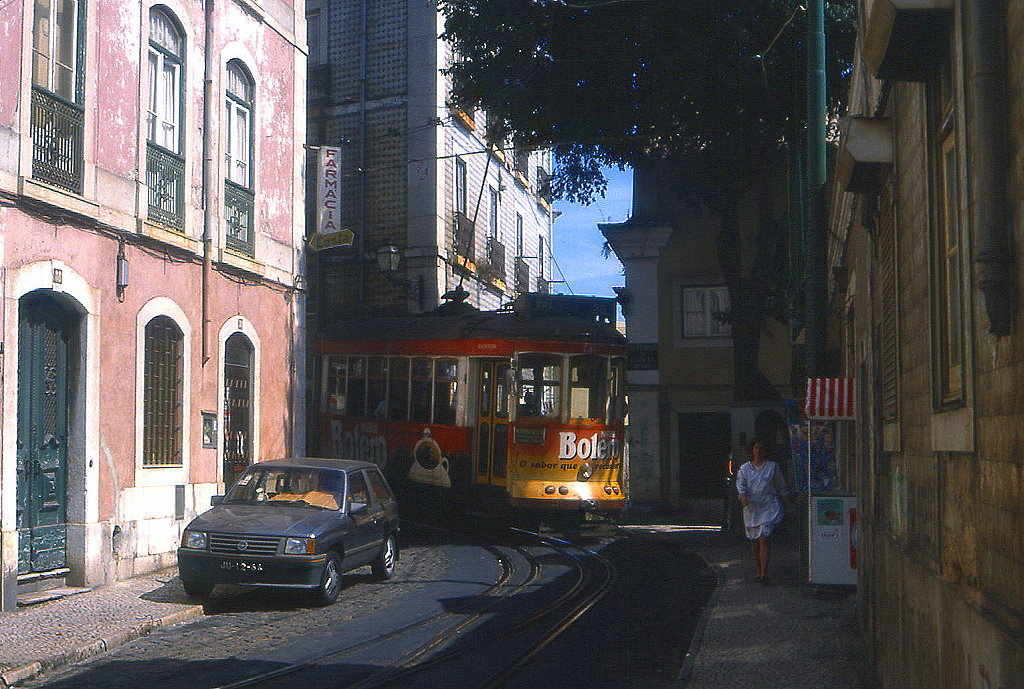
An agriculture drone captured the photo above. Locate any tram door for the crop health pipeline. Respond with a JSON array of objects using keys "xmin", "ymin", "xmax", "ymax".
[{"xmin": 474, "ymin": 360, "xmax": 510, "ymax": 487}]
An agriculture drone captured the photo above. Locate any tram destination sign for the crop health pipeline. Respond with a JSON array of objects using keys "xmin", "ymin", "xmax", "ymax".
[{"xmin": 513, "ymin": 426, "xmax": 546, "ymax": 445}]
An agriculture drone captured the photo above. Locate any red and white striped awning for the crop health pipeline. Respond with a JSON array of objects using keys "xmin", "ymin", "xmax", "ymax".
[{"xmin": 805, "ymin": 378, "xmax": 856, "ymax": 420}]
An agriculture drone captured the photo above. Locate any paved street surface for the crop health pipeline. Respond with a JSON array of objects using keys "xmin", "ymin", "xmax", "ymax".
[{"xmin": 0, "ymin": 520, "xmax": 870, "ymax": 689}]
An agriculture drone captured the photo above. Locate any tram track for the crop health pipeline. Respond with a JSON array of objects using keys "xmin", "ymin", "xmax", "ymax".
[
  {"xmin": 208, "ymin": 519, "xmax": 541, "ymax": 689},
  {"xmin": 322, "ymin": 525, "xmax": 618, "ymax": 689}
]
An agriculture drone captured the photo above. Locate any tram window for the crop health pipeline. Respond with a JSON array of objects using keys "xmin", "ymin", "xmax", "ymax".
[
  {"xmin": 411, "ymin": 358, "xmax": 433, "ymax": 422},
  {"xmin": 479, "ymin": 366, "xmax": 491, "ymax": 417},
  {"xmin": 495, "ymin": 364, "xmax": 510, "ymax": 419},
  {"xmin": 518, "ymin": 353, "xmax": 561, "ymax": 419},
  {"xmin": 367, "ymin": 357, "xmax": 387, "ymax": 418},
  {"xmin": 609, "ymin": 357, "xmax": 627, "ymax": 423},
  {"xmin": 568, "ymin": 355, "xmax": 607, "ymax": 421},
  {"xmin": 347, "ymin": 357, "xmax": 367, "ymax": 417},
  {"xmin": 434, "ymin": 358, "xmax": 458, "ymax": 425},
  {"xmin": 326, "ymin": 356, "xmax": 347, "ymax": 412},
  {"xmin": 388, "ymin": 357, "xmax": 410, "ymax": 421}
]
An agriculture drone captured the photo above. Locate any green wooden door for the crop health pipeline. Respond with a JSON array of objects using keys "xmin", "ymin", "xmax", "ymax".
[{"xmin": 17, "ymin": 294, "xmax": 70, "ymax": 574}]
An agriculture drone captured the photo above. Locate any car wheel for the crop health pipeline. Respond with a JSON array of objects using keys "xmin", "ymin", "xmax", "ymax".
[
  {"xmin": 181, "ymin": 580, "xmax": 213, "ymax": 600},
  {"xmin": 371, "ymin": 535, "xmax": 397, "ymax": 581},
  {"xmin": 313, "ymin": 552, "xmax": 342, "ymax": 606}
]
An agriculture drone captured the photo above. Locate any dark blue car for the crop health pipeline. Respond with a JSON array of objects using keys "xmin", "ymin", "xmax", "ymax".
[{"xmin": 177, "ymin": 458, "xmax": 399, "ymax": 606}]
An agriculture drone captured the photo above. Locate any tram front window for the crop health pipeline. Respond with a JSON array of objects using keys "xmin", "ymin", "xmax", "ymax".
[
  {"xmin": 609, "ymin": 357, "xmax": 626, "ymax": 423},
  {"xmin": 568, "ymin": 355, "xmax": 607, "ymax": 422},
  {"xmin": 518, "ymin": 354, "xmax": 561, "ymax": 419}
]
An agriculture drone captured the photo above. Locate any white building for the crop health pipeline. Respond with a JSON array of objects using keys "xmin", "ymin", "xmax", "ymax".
[{"xmin": 305, "ymin": 0, "xmax": 555, "ymax": 320}]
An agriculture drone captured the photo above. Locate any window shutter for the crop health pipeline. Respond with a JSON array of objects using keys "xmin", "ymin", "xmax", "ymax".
[{"xmin": 878, "ymin": 179, "xmax": 899, "ymax": 420}]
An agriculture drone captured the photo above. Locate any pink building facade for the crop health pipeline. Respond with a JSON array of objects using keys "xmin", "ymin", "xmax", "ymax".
[{"xmin": 0, "ymin": 0, "xmax": 307, "ymax": 609}]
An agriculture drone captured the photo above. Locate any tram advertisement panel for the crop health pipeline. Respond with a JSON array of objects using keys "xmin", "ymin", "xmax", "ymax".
[
  {"xmin": 507, "ymin": 424, "xmax": 623, "ymax": 504},
  {"xmin": 324, "ymin": 418, "xmax": 472, "ymax": 489}
]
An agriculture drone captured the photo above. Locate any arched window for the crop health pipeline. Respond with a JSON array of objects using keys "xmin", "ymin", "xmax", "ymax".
[
  {"xmin": 146, "ymin": 7, "xmax": 186, "ymax": 229},
  {"xmin": 225, "ymin": 60, "xmax": 254, "ymax": 188},
  {"xmin": 224, "ymin": 60, "xmax": 255, "ymax": 255},
  {"xmin": 143, "ymin": 315, "xmax": 184, "ymax": 466},
  {"xmin": 147, "ymin": 8, "xmax": 183, "ymax": 153}
]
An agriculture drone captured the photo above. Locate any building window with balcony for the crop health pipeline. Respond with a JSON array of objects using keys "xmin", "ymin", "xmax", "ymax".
[
  {"xmin": 146, "ymin": 8, "xmax": 186, "ymax": 230},
  {"xmin": 453, "ymin": 157, "xmax": 473, "ymax": 257},
  {"xmin": 455, "ymin": 157, "xmax": 467, "ymax": 214},
  {"xmin": 681, "ymin": 286, "xmax": 731, "ymax": 338},
  {"xmin": 224, "ymin": 60, "xmax": 255, "ymax": 255},
  {"xmin": 488, "ymin": 186, "xmax": 499, "ymax": 239},
  {"xmin": 143, "ymin": 315, "xmax": 184, "ymax": 467},
  {"xmin": 930, "ymin": 57, "xmax": 963, "ymax": 405},
  {"xmin": 30, "ymin": 0, "xmax": 85, "ymax": 192}
]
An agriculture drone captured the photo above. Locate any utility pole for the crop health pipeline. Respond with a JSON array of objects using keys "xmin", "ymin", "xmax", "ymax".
[{"xmin": 805, "ymin": 0, "xmax": 827, "ymax": 377}]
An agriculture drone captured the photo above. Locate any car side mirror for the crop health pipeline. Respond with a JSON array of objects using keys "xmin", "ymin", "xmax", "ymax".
[
  {"xmin": 349, "ymin": 502, "xmax": 368, "ymax": 515},
  {"xmin": 211, "ymin": 495, "xmax": 224, "ymax": 506}
]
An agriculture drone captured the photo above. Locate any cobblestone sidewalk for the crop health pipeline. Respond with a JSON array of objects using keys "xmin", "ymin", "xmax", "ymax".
[{"xmin": 0, "ymin": 569, "xmax": 201, "ymax": 688}]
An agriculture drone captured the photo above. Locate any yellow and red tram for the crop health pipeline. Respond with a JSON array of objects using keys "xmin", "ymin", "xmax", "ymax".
[{"xmin": 315, "ymin": 293, "xmax": 628, "ymax": 520}]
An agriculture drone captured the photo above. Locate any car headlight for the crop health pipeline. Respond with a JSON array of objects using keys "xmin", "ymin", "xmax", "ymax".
[
  {"xmin": 284, "ymin": 537, "xmax": 315, "ymax": 555},
  {"xmin": 182, "ymin": 530, "xmax": 207, "ymax": 549}
]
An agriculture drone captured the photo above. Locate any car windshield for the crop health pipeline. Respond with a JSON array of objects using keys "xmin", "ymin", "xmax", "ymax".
[{"xmin": 224, "ymin": 467, "xmax": 346, "ymax": 510}]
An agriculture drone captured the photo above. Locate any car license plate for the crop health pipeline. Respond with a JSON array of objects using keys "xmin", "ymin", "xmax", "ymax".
[{"xmin": 220, "ymin": 560, "xmax": 264, "ymax": 572}]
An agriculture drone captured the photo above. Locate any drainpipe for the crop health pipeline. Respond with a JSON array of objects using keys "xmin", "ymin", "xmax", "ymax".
[
  {"xmin": 201, "ymin": 0, "xmax": 216, "ymax": 364},
  {"xmin": 966, "ymin": 0, "xmax": 1013, "ymax": 336}
]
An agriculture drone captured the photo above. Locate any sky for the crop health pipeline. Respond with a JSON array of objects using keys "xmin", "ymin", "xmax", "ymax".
[{"xmin": 550, "ymin": 166, "xmax": 633, "ymax": 299}]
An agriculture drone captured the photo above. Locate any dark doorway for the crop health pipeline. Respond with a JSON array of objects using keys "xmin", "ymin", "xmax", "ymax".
[
  {"xmin": 17, "ymin": 292, "xmax": 75, "ymax": 574},
  {"xmin": 678, "ymin": 412, "xmax": 731, "ymax": 499},
  {"xmin": 223, "ymin": 333, "xmax": 254, "ymax": 486}
]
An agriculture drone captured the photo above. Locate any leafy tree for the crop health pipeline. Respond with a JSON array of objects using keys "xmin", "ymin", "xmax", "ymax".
[{"xmin": 441, "ymin": 0, "xmax": 855, "ymax": 402}]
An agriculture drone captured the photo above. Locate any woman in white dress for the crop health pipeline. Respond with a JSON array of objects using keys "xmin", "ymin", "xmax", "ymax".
[{"xmin": 736, "ymin": 438, "xmax": 789, "ymax": 583}]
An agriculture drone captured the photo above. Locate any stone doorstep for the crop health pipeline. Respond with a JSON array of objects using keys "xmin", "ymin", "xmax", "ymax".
[{"xmin": 16, "ymin": 586, "xmax": 91, "ymax": 607}]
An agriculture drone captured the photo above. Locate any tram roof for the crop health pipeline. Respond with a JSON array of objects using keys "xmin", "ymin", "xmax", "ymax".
[{"xmin": 317, "ymin": 294, "xmax": 627, "ymax": 353}]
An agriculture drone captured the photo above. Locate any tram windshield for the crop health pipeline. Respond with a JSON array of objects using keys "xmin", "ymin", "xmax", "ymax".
[
  {"xmin": 517, "ymin": 353, "xmax": 561, "ymax": 419},
  {"xmin": 609, "ymin": 356, "xmax": 626, "ymax": 423},
  {"xmin": 568, "ymin": 355, "xmax": 608, "ymax": 422}
]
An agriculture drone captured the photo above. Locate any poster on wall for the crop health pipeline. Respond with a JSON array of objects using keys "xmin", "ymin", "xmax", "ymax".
[{"xmin": 786, "ymin": 399, "xmax": 840, "ymax": 493}]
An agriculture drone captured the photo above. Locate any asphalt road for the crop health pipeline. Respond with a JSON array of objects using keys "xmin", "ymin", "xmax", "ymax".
[{"xmin": 22, "ymin": 524, "xmax": 714, "ymax": 689}]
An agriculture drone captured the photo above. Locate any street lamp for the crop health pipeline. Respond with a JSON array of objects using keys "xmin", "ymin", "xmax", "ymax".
[{"xmin": 375, "ymin": 242, "xmax": 423, "ymax": 305}]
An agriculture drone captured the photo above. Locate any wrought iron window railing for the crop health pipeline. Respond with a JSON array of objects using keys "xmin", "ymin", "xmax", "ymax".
[
  {"xmin": 31, "ymin": 88, "xmax": 84, "ymax": 194},
  {"xmin": 515, "ymin": 257, "xmax": 530, "ymax": 293},
  {"xmin": 454, "ymin": 210, "xmax": 475, "ymax": 259},
  {"xmin": 146, "ymin": 142, "xmax": 186, "ymax": 230},
  {"xmin": 487, "ymin": 237, "xmax": 506, "ymax": 279},
  {"xmin": 225, "ymin": 180, "xmax": 255, "ymax": 255}
]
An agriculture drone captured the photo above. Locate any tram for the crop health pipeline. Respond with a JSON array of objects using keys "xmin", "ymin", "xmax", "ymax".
[{"xmin": 315, "ymin": 292, "xmax": 628, "ymax": 521}]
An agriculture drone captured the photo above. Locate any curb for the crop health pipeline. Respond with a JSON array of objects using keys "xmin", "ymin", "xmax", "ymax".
[
  {"xmin": 0, "ymin": 605, "xmax": 204, "ymax": 688},
  {"xmin": 672, "ymin": 546, "xmax": 723, "ymax": 688}
]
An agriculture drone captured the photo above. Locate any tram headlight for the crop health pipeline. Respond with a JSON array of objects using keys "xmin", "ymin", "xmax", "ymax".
[
  {"xmin": 576, "ymin": 462, "xmax": 594, "ymax": 482},
  {"xmin": 613, "ymin": 486, "xmax": 620, "ymax": 494},
  {"xmin": 604, "ymin": 485, "xmax": 613, "ymax": 495},
  {"xmin": 558, "ymin": 486, "xmax": 569, "ymax": 495},
  {"xmin": 544, "ymin": 485, "xmax": 556, "ymax": 494}
]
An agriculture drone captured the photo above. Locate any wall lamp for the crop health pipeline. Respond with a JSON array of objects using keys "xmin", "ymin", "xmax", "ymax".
[
  {"xmin": 116, "ymin": 243, "xmax": 129, "ymax": 301},
  {"xmin": 376, "ymin": 243, "xmax": 424, "ymax": 306}
]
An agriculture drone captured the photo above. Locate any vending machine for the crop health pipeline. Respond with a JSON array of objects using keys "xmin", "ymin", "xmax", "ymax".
[{"xmin": 809, "ymin": 494, "xmax": 857, "ymax": 586}]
